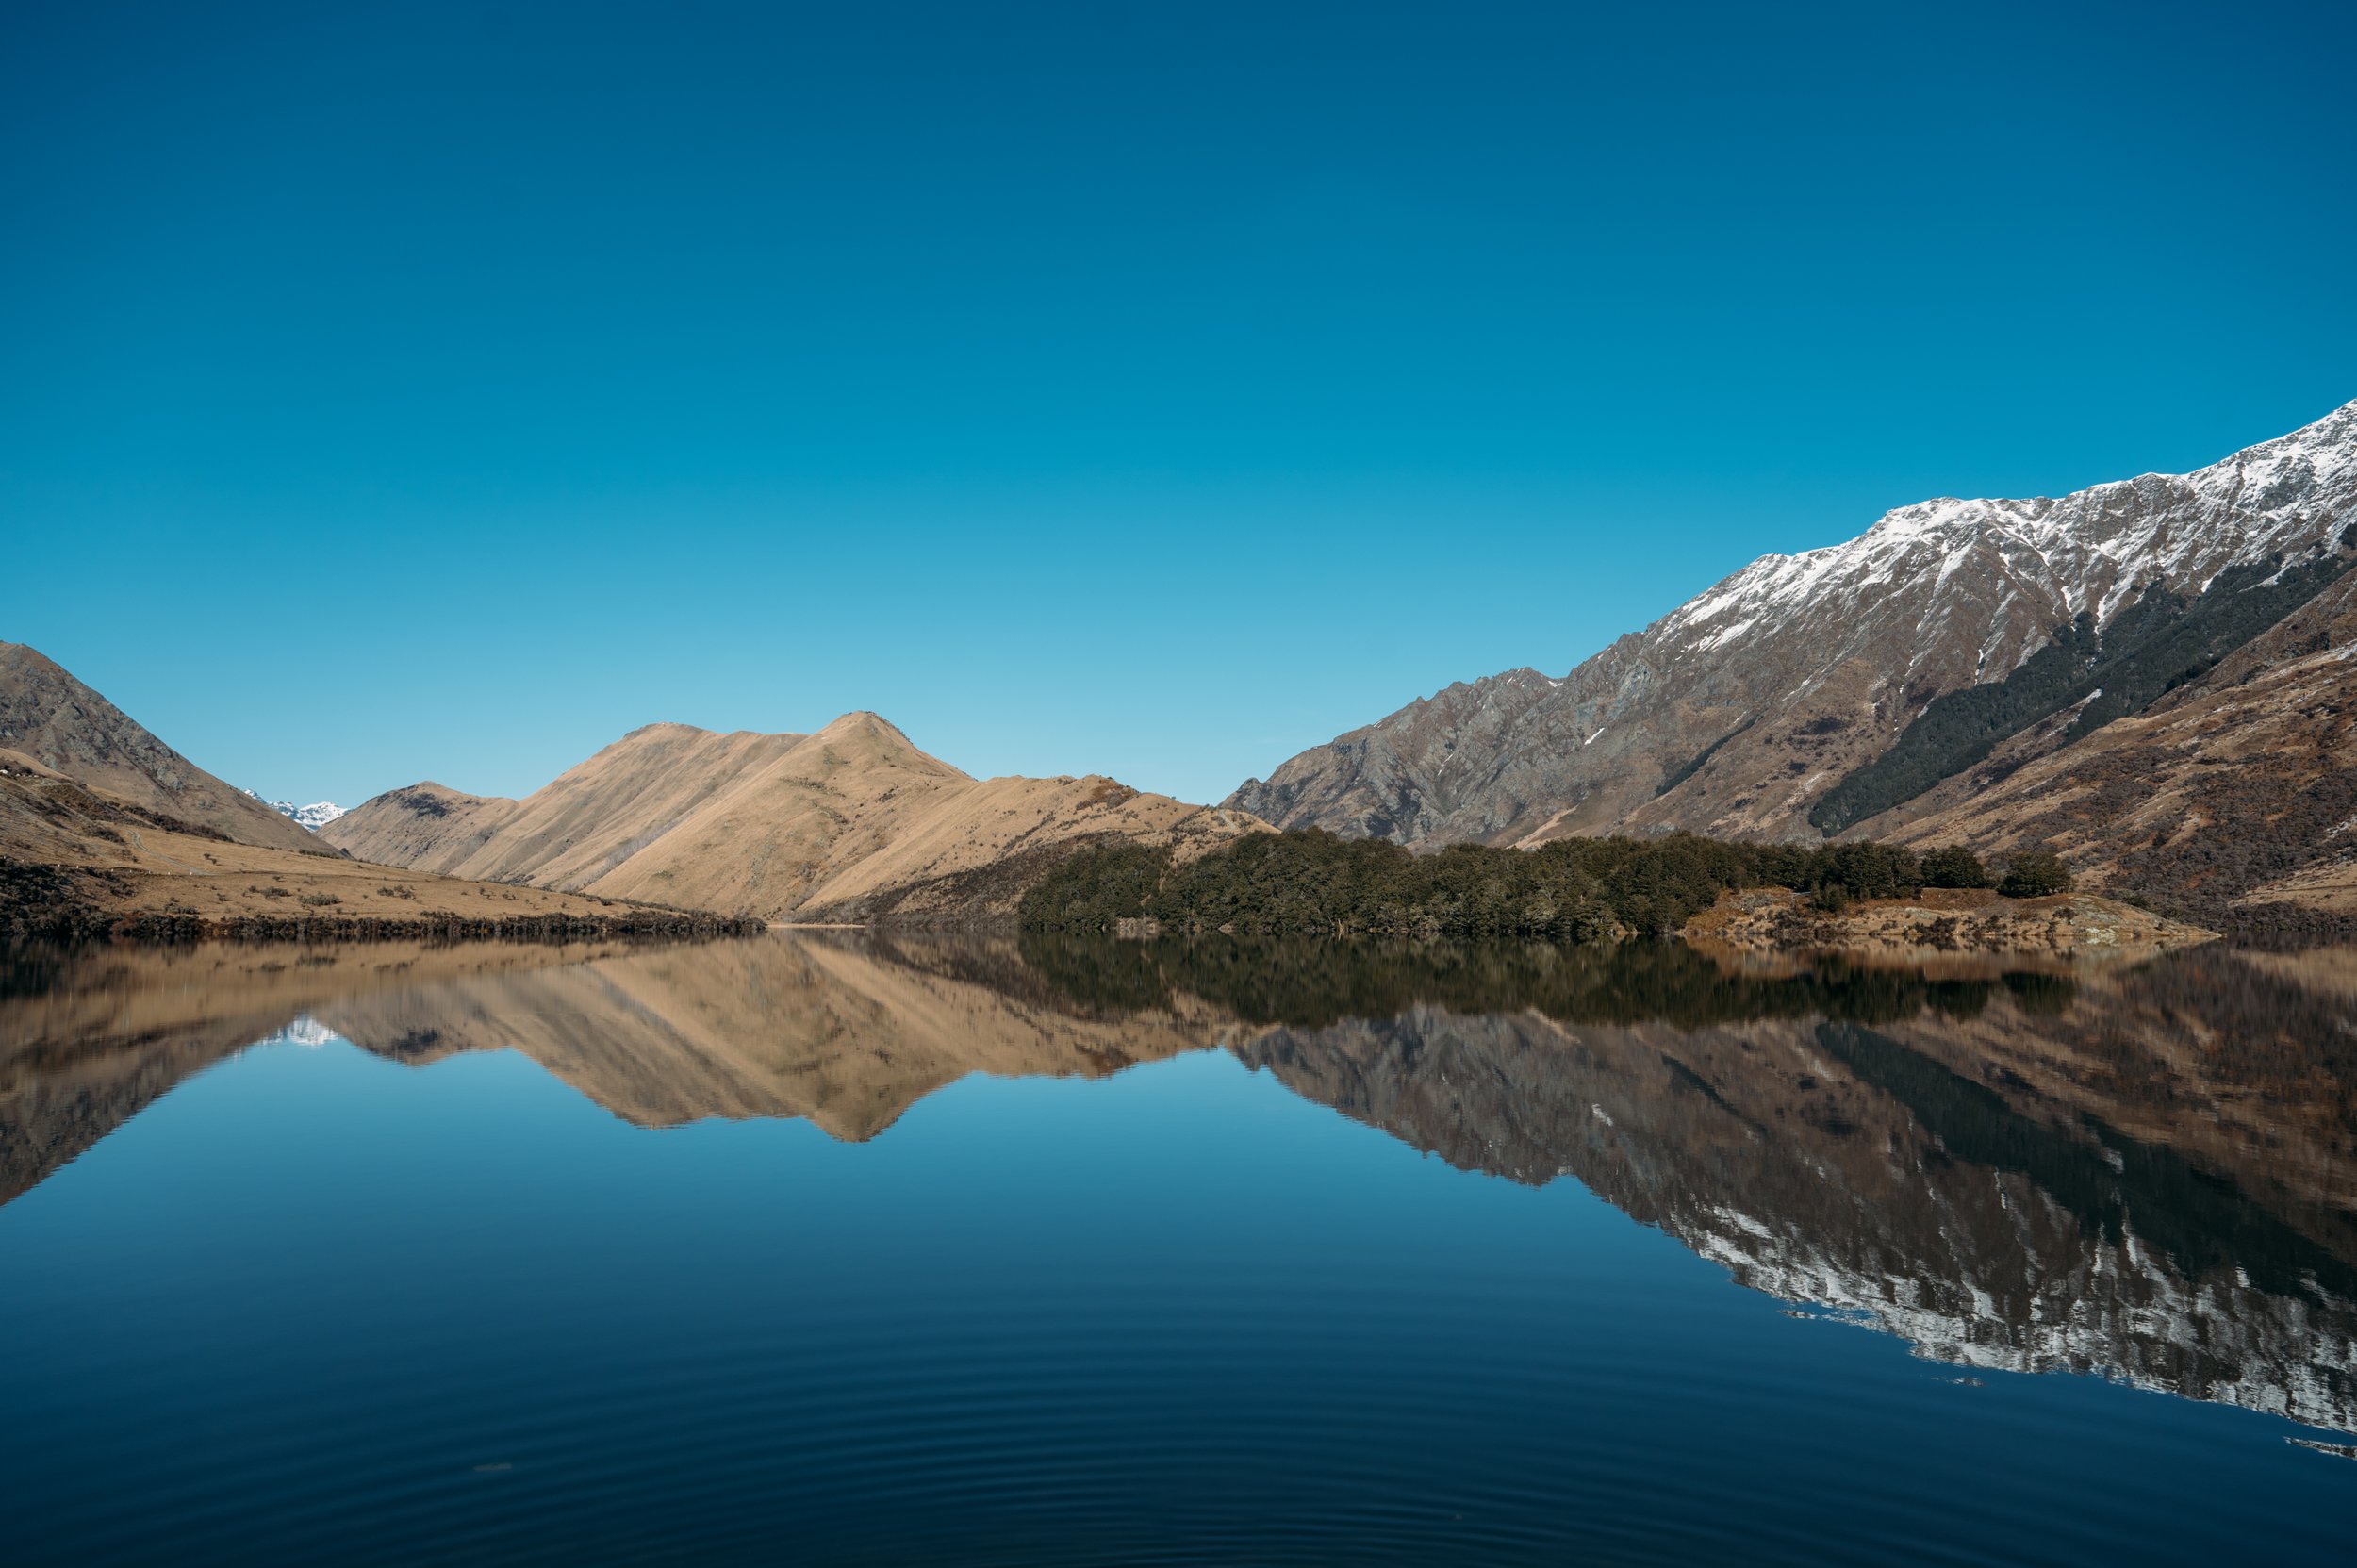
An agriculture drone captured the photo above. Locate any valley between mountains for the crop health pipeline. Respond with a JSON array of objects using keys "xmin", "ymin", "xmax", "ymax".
[{"xmin": 6, "ymin": 398, "xmax": 2355, "ymax": 946}]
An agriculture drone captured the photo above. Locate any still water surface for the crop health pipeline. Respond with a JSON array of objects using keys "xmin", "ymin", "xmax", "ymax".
[{"xmin": 2, "ymin": 933, "xmax": 2353, "ymax": 1564}]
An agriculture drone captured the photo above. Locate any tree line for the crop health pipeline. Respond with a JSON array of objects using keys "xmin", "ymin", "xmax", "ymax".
[{"xmin": 1018, "ymin": 828, "xmax": 2070, "ymax": 940}]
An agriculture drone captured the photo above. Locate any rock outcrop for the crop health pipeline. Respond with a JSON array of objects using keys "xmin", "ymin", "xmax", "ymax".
[{"xmin": 1682, "ymin": 887, "xmax": 2217, "ymax": 963}]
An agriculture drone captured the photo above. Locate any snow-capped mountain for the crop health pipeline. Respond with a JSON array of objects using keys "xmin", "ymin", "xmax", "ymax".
[
  {"xmin": 1228, "ymin": 400, "xmax": 2357, "ymax": 910},
  {"xmin": 240, "ymin": 788, "xmax": 347, "ymax": 831}
]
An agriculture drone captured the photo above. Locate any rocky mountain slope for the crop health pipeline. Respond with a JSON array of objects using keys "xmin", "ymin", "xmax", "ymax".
[
  {"xmin": 323, "ymin": 714, "xmax": 1264, "ymax": 923},
  {"xmin": 0, "ymin": 642, "xmax": 321, "ymax": 853},
  {"xmin": 1861, "ymin": 566, "xmax": 2357, "ymax": 916},
  {"xmin": 1228, "ymin": 402, "xmax": 2357, "ymax": 909}
]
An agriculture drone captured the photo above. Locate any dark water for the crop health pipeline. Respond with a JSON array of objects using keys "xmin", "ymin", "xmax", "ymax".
[{"xmin": 2, "ymin": 933, "xmax": 2353, "ymax": 1565}]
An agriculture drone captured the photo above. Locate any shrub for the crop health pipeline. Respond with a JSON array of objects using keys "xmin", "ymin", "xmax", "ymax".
[
  {"xmin": 298, "ymin": 891, "xmax": 341, "ymax": 907},
  {"xmin": 1919, "ymin": 845, "xmax": 1991, "ymax": 889},
  {"xmin": 1997, "ymin": 852, "xmax": 2073, "ymax": 898}
]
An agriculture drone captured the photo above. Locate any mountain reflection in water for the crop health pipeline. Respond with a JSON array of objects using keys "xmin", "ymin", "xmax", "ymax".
[{"xmin": 4, "ymin": 931, "xmax": 2353, "ymax": 1444}]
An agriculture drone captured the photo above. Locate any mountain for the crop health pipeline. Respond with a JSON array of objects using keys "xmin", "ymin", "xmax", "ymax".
[
  {"xmin": 242, "ymin": 792, "xmax": 347, "ymax": 831},
  {"xmin": 0, "ymin": 641, "xmax": 321, "ymax": 853},
  {"xmin": 1228, "ymin": 402, "xmax": 2357, "ymax": 914},
  {"xmin": 0, "ymin": 648, "xmax": 745, "ymax": 939},
  {"xmin": 321, "ymin": 713, "xmax": 1264, "ymax": 922},
  {"xmin": 1856, "ymin": 562, "xmax": 2357, "ymax": 916}
]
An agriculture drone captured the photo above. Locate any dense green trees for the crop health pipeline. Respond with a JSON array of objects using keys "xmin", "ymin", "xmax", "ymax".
[
  {"xmin": 1997, "ymin": 851, "xmax": 2073, "ymax": 898},
  {"xmin": 1022, "ymin": 830, "xmax": 2093, "ymax": 939},
  {"xmin": 1919, "ymin": 845, "xmax": 1992, "ymax": 889},
  {"xmin": 1025, "ymin": 829, "xmax": 1926, "ymax": 938}
]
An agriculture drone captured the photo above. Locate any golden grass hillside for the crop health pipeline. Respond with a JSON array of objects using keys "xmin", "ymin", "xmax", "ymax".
[{"xmin": 326, "ymin": 711, "xmax": 1267, "ymax": 923}]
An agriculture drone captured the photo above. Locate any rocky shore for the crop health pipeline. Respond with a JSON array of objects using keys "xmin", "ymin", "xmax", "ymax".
[{"xmin": 1683, "ymin": 885, "xmax": 2216, "ymax": 963}]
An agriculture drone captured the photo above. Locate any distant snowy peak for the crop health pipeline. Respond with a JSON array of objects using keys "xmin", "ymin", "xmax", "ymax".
[{"xmin": 241, "ymin": 788, "xmax": 348, "ymax": 831}]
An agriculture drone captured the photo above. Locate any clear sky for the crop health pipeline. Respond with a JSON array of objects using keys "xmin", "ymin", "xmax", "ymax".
[{"xmin": 5, "ymin": 1, "xmax": 2352, "ymax": 809}]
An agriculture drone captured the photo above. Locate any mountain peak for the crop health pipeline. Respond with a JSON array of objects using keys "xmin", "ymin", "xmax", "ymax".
[
  {"xmin": 1231, "ymin": 398, "xmax": 2357, "ymax": 874},
  {"xmin": 806, "ymin": 710, "xmax": 928, "ymax": 756}
]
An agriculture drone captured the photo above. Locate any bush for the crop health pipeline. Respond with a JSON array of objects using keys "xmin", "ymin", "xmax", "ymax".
[
  {"xmin": 1919, "ymin": 845, "xmax": 1991, "ymax": 889},
  {"xmin": 1997, "ymin": 852, "xmax": 2073, "ymax": 898}
]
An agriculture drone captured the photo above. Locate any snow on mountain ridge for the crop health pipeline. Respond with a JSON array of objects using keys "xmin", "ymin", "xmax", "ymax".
[
  {"xmin": 240, "ymin": 788, "xmax": 347, "ymax": 831},
  {"xmin": 1659, "ymin": 399, "xmax": 2357, "ymax": 653}
]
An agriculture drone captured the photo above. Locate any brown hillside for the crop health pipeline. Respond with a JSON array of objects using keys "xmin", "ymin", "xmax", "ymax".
[
  {"xmin": 0, "ymin": 653, "xmax": 752, "ymax": 941},
  {"xmin": 0, "ymin": 641, "xmax": 320, "ymax": 853},
  {"xmin": 312, "ymin": 781, "xmax": 521, "ymax": 874},
  {"xmin": 0, "ymin": 759, "xmax": 738, "ymax": 938},
  {"xmin": 321, "ymin": 722, "xmax": 811, "ymax": 887},
  {"xmin": 326, "ymin": 712, "xmax": 1266, "ymax": 922}
]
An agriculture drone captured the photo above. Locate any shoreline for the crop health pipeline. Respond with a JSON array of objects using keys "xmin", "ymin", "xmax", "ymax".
[
  {"xmin": 1680, "ymin": 886, "xmax": 2217, "ymax": 965},
  {"xmin": 1, "ymin": 899, "xmax": 766, "ymax": 947}
]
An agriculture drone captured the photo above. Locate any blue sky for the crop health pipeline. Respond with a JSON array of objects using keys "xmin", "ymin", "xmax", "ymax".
[{"xmin": 5, "ymin": 1, "xmax": 2352, "ymax": 808}]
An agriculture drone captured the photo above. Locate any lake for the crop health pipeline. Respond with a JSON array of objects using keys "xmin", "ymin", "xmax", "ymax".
[{"xmin": 2, "ymin": 933, "xmax": 2352, "ymax": 1565}]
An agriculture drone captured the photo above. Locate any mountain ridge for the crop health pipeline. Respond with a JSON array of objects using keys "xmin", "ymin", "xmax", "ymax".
[
  {"xmin": 0, "ymin": 648, "xmax": 761, "ymax": 939},
  {"xmin": 1227, "ymin": 400, "xmax": 2357, "ymax": 913},
  {"xmin": 323, "ymin": 714, "xmax": 1264, "ymax": 923}
]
